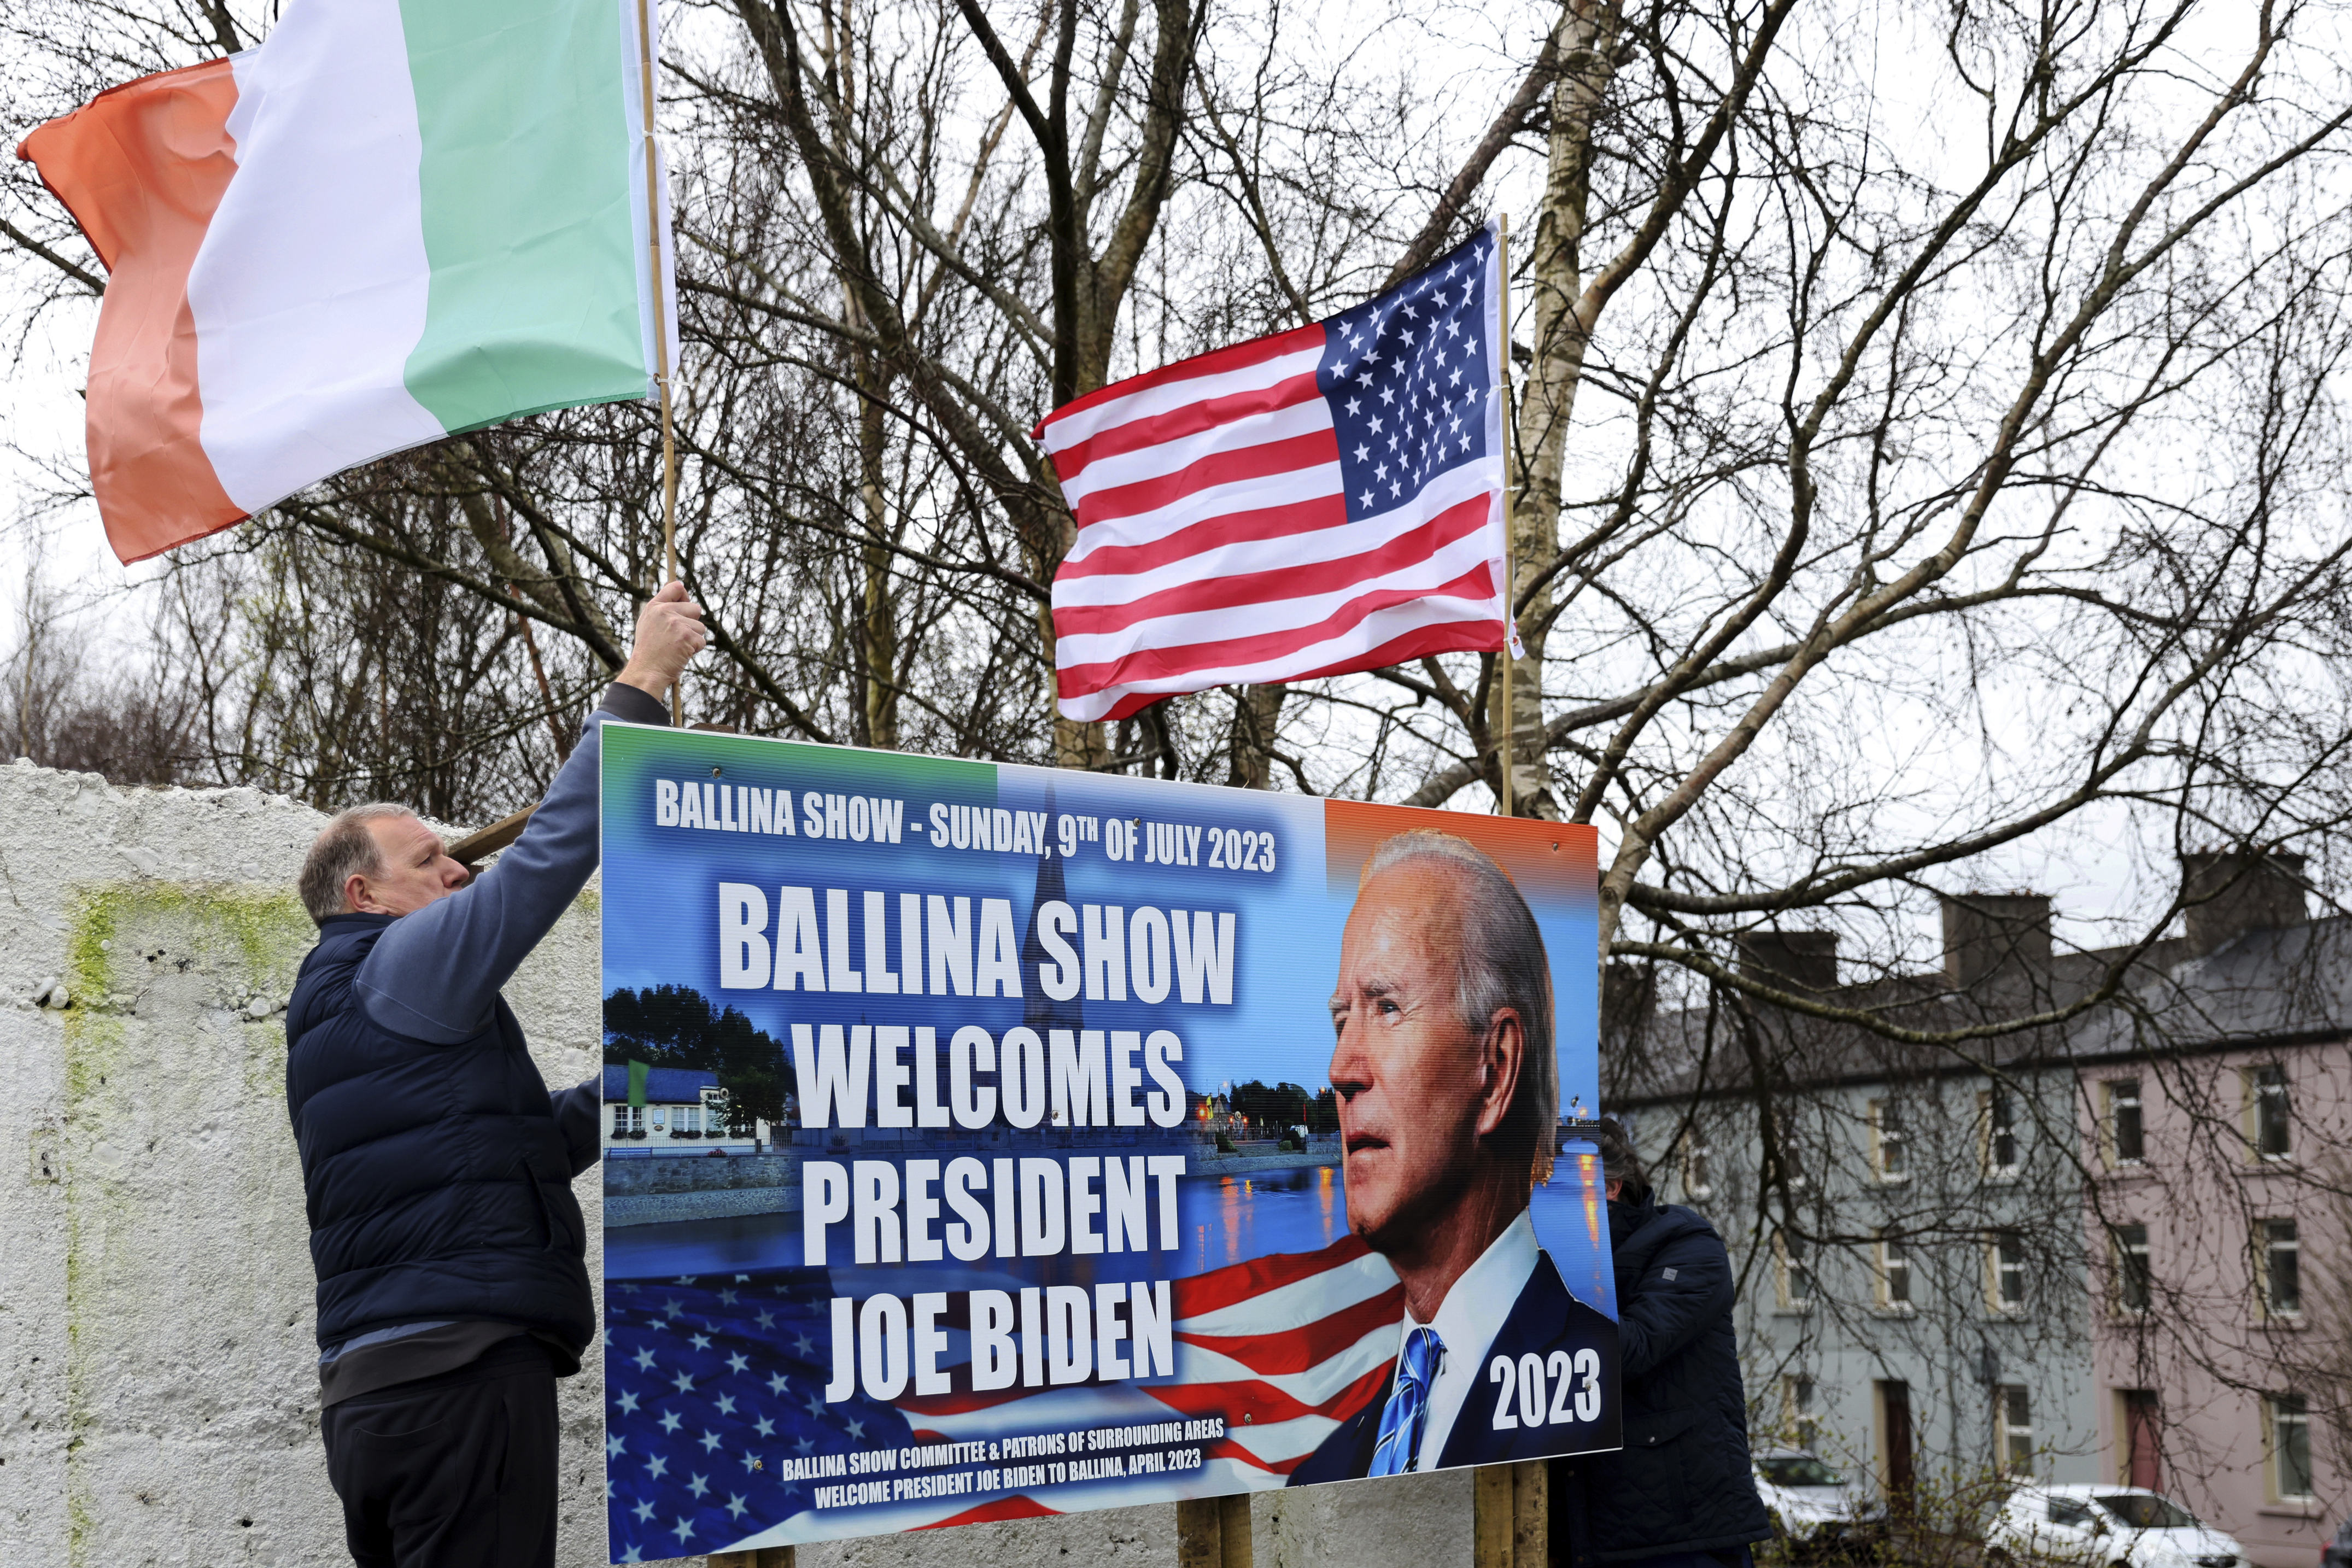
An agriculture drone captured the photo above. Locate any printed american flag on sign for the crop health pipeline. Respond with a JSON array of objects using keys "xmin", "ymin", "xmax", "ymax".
[
  {"xmin": 1039, "ymin": 225, "xmax": 1516, "ymax": 722},
  {"xmin": 604, "ymin": 1234, "xmax": 1400, "ymax": 1558}
]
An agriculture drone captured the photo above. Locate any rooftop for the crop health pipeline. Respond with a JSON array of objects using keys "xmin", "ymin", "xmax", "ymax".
[{"xmin": 600, "ymin": 1064, "xmax": 720, "ymax": 1104}]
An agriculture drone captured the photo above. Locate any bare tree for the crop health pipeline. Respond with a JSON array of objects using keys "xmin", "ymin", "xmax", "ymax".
[{"xmin": 11, "ymin": 11, "xmax": 2352, "ymax": 1516}]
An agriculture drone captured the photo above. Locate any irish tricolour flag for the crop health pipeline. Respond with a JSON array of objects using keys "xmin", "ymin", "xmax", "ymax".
[{"xmin": 19, "ymin": 0, "xmax": 676, "ymax": 564}]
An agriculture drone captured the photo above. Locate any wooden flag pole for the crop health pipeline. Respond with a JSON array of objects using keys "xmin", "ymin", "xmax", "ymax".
[
  {"xmin": 634, "ymin": 0, "xmax": 683, "ymax": 725},
  {"xmin": 1496, "ymin": 213, "xmax": 1516, "ymax": 819}
]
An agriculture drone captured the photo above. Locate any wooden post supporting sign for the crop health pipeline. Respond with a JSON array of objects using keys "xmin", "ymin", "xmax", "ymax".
[
  {"xmin": 1473, "ymin": 1458, "xmax": 1548, "ymax": 1568},
  {"xmin": 706, "ymin": 1549, "xmax": 793, "ymax": 1568},
  {"xmin": 1175, "ymin": 1494, "xmax": 1253, "ymax": 1568}
]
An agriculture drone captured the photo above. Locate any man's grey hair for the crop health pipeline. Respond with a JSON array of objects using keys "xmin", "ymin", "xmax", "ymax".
[
  {"xmin": 1592, "ymin": 1116, "xmax": 1650, "ymax": 1202},
  {"xmin": 297, "ymin": 804, "xmax": 416, "ymax": 925},
  {"xmin": 1362, "ymin": 829, "xmax": 1557, "ymax": 1181}
]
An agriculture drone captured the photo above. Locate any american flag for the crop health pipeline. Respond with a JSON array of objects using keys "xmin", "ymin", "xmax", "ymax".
[
  {"xmin": 1039, "ymin": 225, "xmax": 1514, "ymax": 722},
  {"xmin": 603, "ymin": 1235, "xmax": 1400, "ymax": 1558}
]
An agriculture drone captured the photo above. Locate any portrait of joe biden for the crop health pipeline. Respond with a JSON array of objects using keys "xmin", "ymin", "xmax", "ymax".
[{"xmin": 1288, "ymin": 830, "xmax": 1617, "ymax": 1483}]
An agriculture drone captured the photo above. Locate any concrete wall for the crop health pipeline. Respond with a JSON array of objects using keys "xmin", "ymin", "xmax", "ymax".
[{"xmin": 0, "ymin": 760, "xmax": 1470, "ymax": 1567}]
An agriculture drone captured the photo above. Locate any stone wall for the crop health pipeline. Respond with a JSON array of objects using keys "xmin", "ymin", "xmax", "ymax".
[{"xmin": 0, "ymin": 760, "xmax": 1474, "ymax": 1568}]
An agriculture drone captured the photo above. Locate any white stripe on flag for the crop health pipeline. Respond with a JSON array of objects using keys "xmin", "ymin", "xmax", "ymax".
[
  {"xmin": 1054, "ymin": 475, "xmax": 1500, "ymax": 664},
  {"xmin": 1057, "ymin": 590, "xmax": 1505, "ymax": 722},
  {"xmin": 1043, "ymin": 343, "xmax": 1325, "ymax": 451},
  {"xmin": 190, "ymin": 0, "xmax": 444, "ymax": 513},
  {"xmin": 1062, "ymin": 463, "xmax": 1345, "ymax": 563},
  {"xmin": 1175, "ymin": 1249, "xmax": 1400, "ymax": 1337},
  {"xmin": 616, "ymin": 0, "xmax": 677, "ymax": 390},
  {"xmin": 1166, "ymin": 1323, "xmax": 1398, "ymax": 1411},
  {"xmin": 1055, "ymin": 472, "xmax": 1485, "ymax": 607},
  {"xmin": 1056, "ymin": 395, "xmax": 1330, "ymax": 507}
]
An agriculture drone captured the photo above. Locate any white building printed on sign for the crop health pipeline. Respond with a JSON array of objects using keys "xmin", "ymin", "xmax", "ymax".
[{"xmin": 600, "ymin": 1064, "xmax": 769, "ymax": 1153}]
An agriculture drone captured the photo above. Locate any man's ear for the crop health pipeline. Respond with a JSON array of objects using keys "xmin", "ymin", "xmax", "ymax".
[
  {"xmin": 341, "ymin": 870, "xmax": 373, "ymax": 916},
  {"xmin": 1473, "ymin": 1008, "xmax": 1524, "ymax": 1139}
]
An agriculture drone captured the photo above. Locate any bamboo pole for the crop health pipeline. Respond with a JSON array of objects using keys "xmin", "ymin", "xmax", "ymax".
[
  {"xmin": 634, "ymin": 0, "xmax": 683, "ymax": 724},
  {"xmin": 1496, "ymin": 213, "xmax": 1517, "ymax": 818}
]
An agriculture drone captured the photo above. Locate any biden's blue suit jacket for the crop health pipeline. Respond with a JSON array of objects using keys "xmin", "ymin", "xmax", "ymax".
[{"xmin": 1286, "ymin": 1247, "xmax": 1621, "ymax": 1483}]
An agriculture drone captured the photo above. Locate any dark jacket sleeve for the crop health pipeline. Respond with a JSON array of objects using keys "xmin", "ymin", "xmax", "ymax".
[
  {"xmin": 1616, "ymin": 1227, "xmax": 1736, "ymax": 1380},
  {"xmin": 354, "ymin": 681, "xmax": 669, "ymax": 1044},
  {"xmin": 550, "ymin": 1076, "xmax": 604, "ymax": 1177}
]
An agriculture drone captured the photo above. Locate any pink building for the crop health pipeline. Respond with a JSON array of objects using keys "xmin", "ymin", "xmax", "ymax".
[{"xmin": 2071, "ymin": 854, "xmax": 2352, "ymax": 1567}]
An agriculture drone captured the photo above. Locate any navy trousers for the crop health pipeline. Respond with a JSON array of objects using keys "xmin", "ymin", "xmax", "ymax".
[{"xmin": 320, "ymin": 1338, "xmax": 559, "ymax": 1568}]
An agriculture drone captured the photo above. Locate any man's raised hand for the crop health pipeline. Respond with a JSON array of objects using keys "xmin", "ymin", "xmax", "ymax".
[{"xmin": 617, "ymin": 581, "xmax": 706, "ymax": 699}]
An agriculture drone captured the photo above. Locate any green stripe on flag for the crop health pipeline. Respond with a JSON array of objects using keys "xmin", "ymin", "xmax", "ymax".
[
  {"xmin": 627, "ymin": 1059, "xmax": 648, "ymax": 1108},
  {"xmin": 399, "ymin": 0, "xmax": 647, "ymax": 432}
]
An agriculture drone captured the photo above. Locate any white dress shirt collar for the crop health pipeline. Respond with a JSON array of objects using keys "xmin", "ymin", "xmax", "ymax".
[{"xmin": 1394, "ymin": 1208, "xmax": 1541, "ymax": 1471}]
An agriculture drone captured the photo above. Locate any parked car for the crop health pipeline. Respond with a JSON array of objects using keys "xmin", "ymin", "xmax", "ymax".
[
  {"xmin": 1986, "ymin": 1483, "xmax": 2246, "ymax": 1568},
  {"xmin": 2322, "ymin": 1514, "xmax": 2352, "ymax": 1568},
  {"xmin": 1751, "ymin": 1448, "xmax": 1885, "ymax": 1548}
]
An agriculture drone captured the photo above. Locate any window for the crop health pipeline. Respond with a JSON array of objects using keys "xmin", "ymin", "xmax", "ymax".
[
  {"xmin": 2112, "ymin": 1224, "xmax": 2151, "ymax": 1314},
  {"xmin": 1775, "ymin": 1233, "xmax": 1816, "ymax": 1312},
  {"xmin": 1778, "ymin": 1376, "xmax": 1823, "ymax": 1452},
  {"xmin": 2259, "ymin": 1219, "xmax": 2302, "ymax": 1318},
  {"xmin": 675, "ymin": 1103, "xmax": 700, "ymax": 1136},
  {"xmin": 1759, "ymin": 1448, "xmax": 1842, "ymax": 1487},
  {"xmin": 1986, "ymin": 1231, "xmax": 2027, "ymax": 1313},
  {"xmin": 2098, "ymin": 1494, "xmax": 2195, "ymax": 1529},
  {"xmin": 1871, "ymin": 1100, "xmax": 1908, "ymax": 1181},
  {"xmin": 1982, "ymin": 1087, "xmax": 2021, "ymax": 1177},
  {"xmin": 611, "ymin": 1104, "xmax": 645, "ymax": 1137},
  {"xmin": 2249, "ymin": 1064, "xmax": 2292, "ymax": 1159},
  {"xmin": 2107, "ymin": 1079, "xmax": 2144, "ymax": 1166},
  {"xmin": 2267, "ymin": 1394, "xmax": 2315, "ymax": 1501},
  {"xmin": 2049, "ymin": 1497, "xmax": 2093, "ymax": 1529},
  {"xmin": 1876, "ymin": 1233, "xmax": 1912, "ymax": 1310},
  {"xmin": 1994, "ymin": 1385, "xmax": 2033, "ymax": 1474}
]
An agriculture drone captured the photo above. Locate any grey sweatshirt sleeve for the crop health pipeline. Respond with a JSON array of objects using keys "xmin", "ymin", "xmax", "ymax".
[{"xmin": 353, "ymin": 682, "xmax": 669, "ymax": 1044}]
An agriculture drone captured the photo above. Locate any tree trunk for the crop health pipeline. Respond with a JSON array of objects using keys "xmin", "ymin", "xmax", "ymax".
[
  {"xmin": 1225, "ymin": 682, "xmax": 1286, "ymax": 789},
  {"xmin": 856, "ymin": 356, "xmax": 899, "ymax": 750},
  {"xmin": 1501, "ymin": 0, "xmax": 1624, "ymax": 817}
]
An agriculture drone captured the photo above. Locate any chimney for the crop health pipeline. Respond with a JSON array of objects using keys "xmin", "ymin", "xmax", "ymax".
[
  {"xmin": 2181, "ymin": 850, "xmax": 2308, "ymax": 958},
  {"xmin": 1941, "ymin": 892, "xmax": 2052, "ymax": 990},
  {"xmin": 1737, "ymin": 931, "xmax": 1839, "ymax": 991}
]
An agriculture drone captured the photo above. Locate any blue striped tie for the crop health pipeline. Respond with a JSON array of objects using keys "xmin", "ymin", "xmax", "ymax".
[{"xmin": 1367, "ymin": 1326, "xmax": 1444, "ymax": 1476}]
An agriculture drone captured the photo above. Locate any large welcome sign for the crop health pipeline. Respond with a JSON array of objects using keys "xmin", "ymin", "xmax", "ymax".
[{"xmin": 598, "ymin": 726, "xmax": 1617, "ymax": 1559}]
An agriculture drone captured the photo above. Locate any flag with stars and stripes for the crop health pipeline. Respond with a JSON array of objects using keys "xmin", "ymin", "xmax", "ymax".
[
  {"xmin": 603, "ymin": 1270, "xmax": 913, "ymax": 1561},
  {"xmin": 602, "ymin": 1237, "xmax": 1402, "ymax": 1559},
  {"xmin": 1038, "ymin": 223, "xmax": 1517, "ymax": 723}
]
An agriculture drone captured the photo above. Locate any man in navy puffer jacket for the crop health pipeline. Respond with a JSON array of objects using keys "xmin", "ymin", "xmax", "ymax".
[
  {"xmin": 1553, "ymin": 1118, "xmax": 1772, "ymax": 1568},
  {"xmin": 285, "ymin": 583, "xmax": 703, "ymax": 1568}
]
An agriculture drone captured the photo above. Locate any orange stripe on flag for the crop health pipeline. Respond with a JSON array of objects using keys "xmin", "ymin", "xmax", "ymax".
[{"xmin": 18, "ymin": 61, "xmax": 247, "ymax": 564}]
